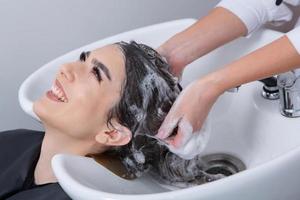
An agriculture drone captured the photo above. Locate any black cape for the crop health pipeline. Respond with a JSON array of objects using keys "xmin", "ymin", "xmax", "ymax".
[{"xmin": 0, "ymin": 129, "xmax": 71, "ymax": 200}]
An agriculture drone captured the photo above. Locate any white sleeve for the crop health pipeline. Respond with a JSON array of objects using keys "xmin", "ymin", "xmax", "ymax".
[
  {"xmin": 286, "ymin": 26, "xmax": 300, "ymax": 55},
  {"xmin": 216, "ymin": 0, "xmax": 293, "ymax": 36}
]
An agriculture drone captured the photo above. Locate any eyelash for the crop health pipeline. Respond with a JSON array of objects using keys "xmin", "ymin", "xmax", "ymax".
[
  {"xmin": 80, "ymin": 52, "xmax": 86, "ymax": 62},
  {"xmin": 92, "ymin": 66, "xmax": 102, "ymax": 82}
]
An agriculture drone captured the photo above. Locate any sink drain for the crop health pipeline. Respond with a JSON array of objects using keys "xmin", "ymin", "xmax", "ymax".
[
  {"xmin": 201, "ymin": 153, "xmax": 246, "ymax": 177},
  {"xmin": 151, "ymin": 153, "xmax": 246, "ymax": 189}
]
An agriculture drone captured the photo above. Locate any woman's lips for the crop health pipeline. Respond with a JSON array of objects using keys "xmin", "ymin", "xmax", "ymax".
[
  {"xmin": 46, "ymin": 90, "xmax": 63, "ymax": 102},
  {"xmin": 46, "ymin": 79, "xmax": 69, "ymax": 103},
  {"xmin": 55, "ymin": 79, "xmax": 68, "ymax": 101}
]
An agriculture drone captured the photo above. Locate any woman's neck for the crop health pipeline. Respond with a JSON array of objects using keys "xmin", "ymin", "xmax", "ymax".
[{"xmin": 34, "ymin": 127, "xmax": 106, "ymax": 185}]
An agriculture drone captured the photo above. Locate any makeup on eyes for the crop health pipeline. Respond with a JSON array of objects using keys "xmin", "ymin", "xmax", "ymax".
[
  {"xmin": 91, "ymin": 59, "xmax": 112, "ymax": 81},
  {"xmin": 79, "ymin": 51, "xmax": 103, "ymax": 83},
  {"xmin": 275, "ymin": 0, "xmax": 283, "ymax": 5},
  {"xmin": 79, "ymin": 51, "xmax": 112, "ymax": 83},
  {"xmin": 92, "ymin": 66, "xmax": 102, "ymax": 82}
]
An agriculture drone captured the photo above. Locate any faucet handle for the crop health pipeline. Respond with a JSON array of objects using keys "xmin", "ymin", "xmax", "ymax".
[
  {"xmin": 259, "ymin": 77, "xmax": 279, "ymax": 100},
  {"xmin": 277, "ymin": 71, "xmax": 300, "ymax": 118},
  {"xmin": 292, "ymin": 69, "xmax": 300, "ymax": 78}
]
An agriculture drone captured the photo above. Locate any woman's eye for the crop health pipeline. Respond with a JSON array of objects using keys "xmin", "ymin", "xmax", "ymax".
[{"xmin": 92, "ymin": 66, "xmax": 102, "ymax": 82}]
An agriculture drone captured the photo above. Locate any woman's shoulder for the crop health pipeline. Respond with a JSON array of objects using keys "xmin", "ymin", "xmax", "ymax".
[
  {"xmin": 5, "ymin": 182, "xmax": 72, "ymax": 200},
  {"xmin": 0, "ymin": 129, "xmax": 44, "ymax": 139},
  {"xmin": 0, "ymin": 129, "xmax": 45, "ymax": 149},
  {"xmin": 0, "ymin": 129, "xmax": 44, "ymax": 174}
]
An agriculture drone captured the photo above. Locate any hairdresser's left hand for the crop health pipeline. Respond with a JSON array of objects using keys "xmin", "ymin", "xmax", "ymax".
[
  {"xmin": 157, "ymin": 46, "xmax": 185, "ymax": 78},
  {"xmin": 156, "ymin": 77, "xmax": 223, "ymax": 150}
]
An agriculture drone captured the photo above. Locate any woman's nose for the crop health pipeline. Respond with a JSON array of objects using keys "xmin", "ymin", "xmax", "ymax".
[{"xmin": 59, "ymin": 63, "xmax": 76, "ymax": 82}]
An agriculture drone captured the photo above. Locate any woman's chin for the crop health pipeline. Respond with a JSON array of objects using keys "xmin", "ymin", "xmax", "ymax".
[
  {"xmin": 33, "ymin": 97, "xmax": 71, "ymax": 132},
  {"xmin": 33, "ymin": 97, "xmax": 52, "ymax": 123}
]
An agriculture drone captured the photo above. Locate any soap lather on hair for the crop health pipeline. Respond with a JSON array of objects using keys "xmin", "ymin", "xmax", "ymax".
[{"xmin": 103, "ymin": 41, "xmax": 215, "ymax": 188}]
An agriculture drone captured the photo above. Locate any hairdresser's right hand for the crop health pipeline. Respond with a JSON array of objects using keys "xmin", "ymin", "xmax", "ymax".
[{"xmin": 156, "ymin": 76, "xmax": 224, "ymax": 158}]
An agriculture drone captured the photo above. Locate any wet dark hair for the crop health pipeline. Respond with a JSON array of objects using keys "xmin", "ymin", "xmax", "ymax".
[{"xmin": 105, "ymin": 41, "xmax": 216, "ymax": 187}]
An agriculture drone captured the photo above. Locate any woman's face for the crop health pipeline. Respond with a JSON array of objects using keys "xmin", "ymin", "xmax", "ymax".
[{"xmin": 33, "ymin": 44, "xmax": 126, "ymax": 140}]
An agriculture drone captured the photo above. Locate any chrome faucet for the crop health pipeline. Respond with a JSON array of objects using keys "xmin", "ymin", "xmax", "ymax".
[
  {"xmin": 228, "ymin": 69, "xmax": 300, "ymax": 118},
  {"xmin": 277, "ymin": 70, "xmax": 300, "ymax": 118}
]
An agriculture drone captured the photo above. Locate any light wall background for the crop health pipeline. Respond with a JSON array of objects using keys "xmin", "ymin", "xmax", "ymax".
[{"xmin": 0, "ymin": 0, "xmax": 220, "ymax": 131}]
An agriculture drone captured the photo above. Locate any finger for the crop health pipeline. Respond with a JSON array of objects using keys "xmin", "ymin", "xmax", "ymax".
[
  {"xmin": 156, "ymin": 115, "xmax": 180, "ymax": 140},
  {"xmin": 169, "ymin": 117, "xmax": 193, "ymax": 147},
  {"xmin": 169, "ymin": 127, "xmax": 186, "ymax": 148},
  {"xmin": 164, "ymin": 136, "xmax": 174, "ymax": 146},
  {"xmin": 172, "ymin": 118, "xmax": 194, "ymax": 148}
]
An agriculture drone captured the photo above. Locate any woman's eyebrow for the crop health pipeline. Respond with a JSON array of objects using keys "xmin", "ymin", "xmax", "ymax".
[{"xmin": 92, "ymin": 59, "xmax": 112, "ymax": 81}]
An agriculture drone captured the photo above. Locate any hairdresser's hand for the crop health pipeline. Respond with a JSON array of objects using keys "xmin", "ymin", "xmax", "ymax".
[
  {"xmin": 156, "ymin": 77, "xmax": 223, "ymax": 156},
  {"xmin": 157, "ymin": 46, "xmax": 185, "ymax": 78}
]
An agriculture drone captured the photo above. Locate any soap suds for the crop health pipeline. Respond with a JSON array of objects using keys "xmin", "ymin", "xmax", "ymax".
[
  {"xmin": 132, "ymin": 150, "xmax": 145, "ymax": 164},
  {"xmin": 165, "ymin": 118, "xmax": 211, "ymax": 160},
  {"xmin": 155, "ymin": 78, "xmax": 212, "ymax": 160}
]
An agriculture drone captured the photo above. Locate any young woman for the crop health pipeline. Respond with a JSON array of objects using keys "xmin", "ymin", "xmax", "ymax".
[{"xmin": 0, "ymin": 41, "xmax": 214, "ymax": 200}]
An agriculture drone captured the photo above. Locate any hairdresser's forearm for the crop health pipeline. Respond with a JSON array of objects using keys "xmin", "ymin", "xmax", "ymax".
[
  {"xmin": 159, "ymin": 7, "xmax": 247, "ymax": 71},
  {"xmin": 203, "ymin": 36, "xmax": 300, "ymax": 94}
]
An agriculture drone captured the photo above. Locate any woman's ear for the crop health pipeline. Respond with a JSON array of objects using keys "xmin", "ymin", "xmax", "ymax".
[{"xmin": 95, "ymin": 123, "xmax": 132, "ymax": 146}]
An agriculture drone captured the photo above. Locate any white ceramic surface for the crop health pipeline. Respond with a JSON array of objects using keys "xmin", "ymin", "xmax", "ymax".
[{"xmin": 19, "ymin": 19, "xmax": 300, "ymax": 200}]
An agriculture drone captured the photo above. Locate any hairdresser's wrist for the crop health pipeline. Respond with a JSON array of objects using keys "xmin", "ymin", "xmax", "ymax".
[
  {"xmin": 196, "ymin": 72, "xmax": 228, "ymax": 98},
  {"xmin": 157, "ymin": 43, "xmax": 188, "ymax": 77}
]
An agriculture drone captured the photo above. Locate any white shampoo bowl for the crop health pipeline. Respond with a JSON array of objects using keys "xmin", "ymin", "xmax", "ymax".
[{"xmin": 19, "ymin": 19, "xmax": 300, "ymax": 200}]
